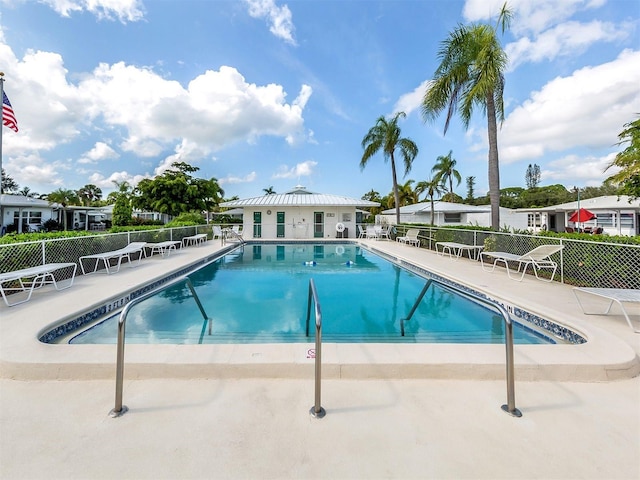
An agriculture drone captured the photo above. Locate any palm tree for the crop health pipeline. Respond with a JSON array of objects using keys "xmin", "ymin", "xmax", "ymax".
[
  {"xmin": 18, "ymin": 186, "xmax": 38, "ymax": 198},
  {"xmin": 263, "ymin": 186, "xmax": 276, "ymax": 195},
  {"xmin": 360, "ymin": 112, "xmax": 419, "ymax": 225},
  {"xmin": 77, "ymin": 184, "xmax": 103, "ymax": 206},
  {"xmin": 422, "ymin": 3, "xmax": 512, "ymax": 229},
  {"xmin": 416, "ymin": 178, "xmax": 445, "ymax": 226},
  {"xmin": 397, "ymin": 179, "xmax": 418, "ymax": 206},
  {"xmin": 431, "ymin": 151, "xmax": 461, "ymax": 201},
  {"xmin": 47, "ymin": 188, "xmax": 80, "ymax": 230}
]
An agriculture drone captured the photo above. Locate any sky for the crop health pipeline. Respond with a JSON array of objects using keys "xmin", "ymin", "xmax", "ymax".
[{"xmin": 0, "ymin": 0, "xmax": 639, "ymax": 202}]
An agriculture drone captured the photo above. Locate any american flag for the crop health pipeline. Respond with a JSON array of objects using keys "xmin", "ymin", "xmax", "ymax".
[{"xmin": 2, "ymin": 91, "xmax": 18, "ymax": 133}]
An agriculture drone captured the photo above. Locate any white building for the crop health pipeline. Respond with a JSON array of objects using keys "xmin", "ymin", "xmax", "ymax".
[
  {"xmin": 519, "ymin": 195, "xmax": 640, "ymax": 236},
  {"xmin": 0, "ymin": 194, "xmax": 58, "ymax": 234},
  {"xmin": 219, "ymin": 186, "xmax": 379, "ymax": 239},
  {"xmin": 378, "ymin": 201, "xmax": 529, "ymax": 231}
]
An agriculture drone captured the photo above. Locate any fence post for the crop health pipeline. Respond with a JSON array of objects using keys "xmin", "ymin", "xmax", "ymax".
[{"xmin": 559, "ymin": 238, "xmax": 564, "ymax": 284}]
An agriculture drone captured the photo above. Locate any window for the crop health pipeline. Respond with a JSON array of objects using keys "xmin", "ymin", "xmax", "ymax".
[
  {"xmin": 342, "ymin": 213, "xmax": 352, "ymax": 222},
  {"xmin": 13, "ymin": 211, "xmax": 42, "ymax": 225},
  {"xmin": 444, "ymin": 213, "xmax": 461, "ymax": 223},
  {"xmin": 620, "ymin": 213, "xmax": 633, "ymax": 227},
  {"xmin": 596, "ymin": 213, "xmax": 613, "ymax": 227},
  {"xmin": 527, "ymin": 213, "xmax": 541, "ymax": 228}
]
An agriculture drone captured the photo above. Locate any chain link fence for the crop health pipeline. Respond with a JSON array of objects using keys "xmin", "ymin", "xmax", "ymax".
[
  {"xmin": 395, "ymin": 225, "xmax": 640, "ymax": 289},
  {"xmin": 2, "ymin": 224, "xmax": 638, "ymax": 289},
  {"xmin": 0, "ymin": 225, "xmax": 216, "ymax": 284}
]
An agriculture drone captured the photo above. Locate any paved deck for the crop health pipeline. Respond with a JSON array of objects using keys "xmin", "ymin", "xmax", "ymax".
[{"xmin": 1, "ymin": 238, "xmax": 638, "ymax": 479}]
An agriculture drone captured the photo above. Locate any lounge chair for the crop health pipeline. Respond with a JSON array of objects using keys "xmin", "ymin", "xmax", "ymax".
[
  {"xmin": 573, "ymin": 288, "xmax": 640, "ymax": 333},
  {"xmin": 79, "ymin": 242, "xmax": 147, "ymax": 274},
  {"xmin": 182, "ymin": 233, "xmax": 208, "ymax": 247},
  {"xmin": 396, "ymin": 228, "xmax": 420, "ymax": 247},
  {"xmin": 0, "ymin": 263, "xmax": 77, "ymax": 306},
  {"xmin": 480, "ymin": 244, "xmax": 564, "ymax": 282},
  {"xmin": 146, "ymin": 240, "xmax": 181, "ymax": 258}
]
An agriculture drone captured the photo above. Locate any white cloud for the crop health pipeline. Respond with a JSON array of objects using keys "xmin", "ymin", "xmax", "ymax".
[
  {"xmin": 219, "ymin": 172, "xmax": 257, "ymax": 185},
  {"xmin": 499, "ymin": 49, "xmax": 640, "ymax": 164},
  {"xmin": 78, "ymin": 141, "xmax": 119, "ymax": 164},
  {"xmin": 392, "ymin": 80, "xmax": 431, "ymax": 117},
  {"xmin": 272, "ymin": 160, "xmax": 317, "ymax": 179},
  {"xmin": 87, "ymin": 170, "xmax": 148, "ymax": 190},
  {"xmin": 506, "ymin": 20, "xmax": 631, "ymax": 70},
  {"xmin": 244, "ymin": 0, "xmax": 296, "ymax": 45},
  {"xmin": 542, "ymin": 152, "xmax": 617, "ymax": 186},
  {"xmin": 463, "ymin": 0, "xmax": 605, "ymax": 35},
  {"xmin": 37, "ymin": 0, "xmax": 145, "ymax": 22}
]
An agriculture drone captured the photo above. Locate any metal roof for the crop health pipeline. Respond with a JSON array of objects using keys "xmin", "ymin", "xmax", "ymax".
[
  {"xmin": 381, "ymin": 201, "xmax": 490, "ymax": 215},
  {"xmin": 517, "ymin": 196, "xmax": 640, "ymax": 213},
  {"xmin": 220, "ymin": 186, "xmax": 379, "ymax": 208},
  {"xmin": 0, "ymin": 194, "xmax": 58, "ymax": 208}
]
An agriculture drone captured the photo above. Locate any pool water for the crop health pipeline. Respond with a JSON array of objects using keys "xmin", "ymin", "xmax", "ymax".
[{"xmin": 70, "ymin": 243, "xmax": 551, "ymax": 345}]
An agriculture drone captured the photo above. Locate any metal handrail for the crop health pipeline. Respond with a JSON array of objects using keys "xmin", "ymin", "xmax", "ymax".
[
  {"xmin": 109, "ymin": 276, "xmax": 211, "ymax": 418},
  {"xmin": 306, "ymin": 278, "xmax": 325, "ymax": 418},
  {"xmin": 402, "ymin": 279, "xmax": 522, "ymax": 418}
]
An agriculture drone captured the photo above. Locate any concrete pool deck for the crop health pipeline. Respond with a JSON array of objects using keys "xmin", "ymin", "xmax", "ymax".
[{"xmin": 1, "ymin": 238, "xmax": 639, "ymax": 479}]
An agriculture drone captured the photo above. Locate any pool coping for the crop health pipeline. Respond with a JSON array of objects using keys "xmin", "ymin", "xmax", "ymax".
[{"xmin": 1, "ymin": 239, "xmax": 638, "ymax": 382}]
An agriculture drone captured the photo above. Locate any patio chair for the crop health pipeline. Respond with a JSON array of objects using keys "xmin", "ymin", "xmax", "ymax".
[
  {"xmin": 573, "ymin": 288, "xmax": 640, "ymax": 333},
  {"xmin": 396, "ymin": 228, "xmax": 420, "ymax": 247},
  {"xmin": 480, "ymin": 244, "xmax": 564, "ymax": 282},
  {"xmin": 212, "ymin": 225, "xmax": 224, "ymax": 240},
  {"xmin": 378, "ymin": 225, "xmax": 391, "ymax": 241},
  {"xmin": 365, "ymin": 225, "xmax": 378, "ymax": 239},
  {"xmin": 357, "ymin": 225, "xmax": 366, "ymax": 238}
]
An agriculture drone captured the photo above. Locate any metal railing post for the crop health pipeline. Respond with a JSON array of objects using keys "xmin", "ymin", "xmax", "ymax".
[
  {"xmin": 306, "ymin": 278, "xmax": 325, "ymax": 419},
  {"xmin": 109, "ymin": 276, "xmax": 210, "ymax": 418}
]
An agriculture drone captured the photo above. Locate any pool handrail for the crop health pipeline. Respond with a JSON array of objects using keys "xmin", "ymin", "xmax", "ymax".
[
  {"xmin": 306, "ymin": 278, "xmax": 325, "ymax": 418},
  {"xmin": 402, "ymin": 278, "xmax": 522, "ymax": 418},
  {"xmin": 109, "ymin": 276, "xmax": 211, "ymax": 418}
]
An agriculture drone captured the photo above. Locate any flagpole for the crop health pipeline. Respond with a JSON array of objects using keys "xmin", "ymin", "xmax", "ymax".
[{"xmin": 0, "ymin": 72, "xmax": 4, "ymax": 194}]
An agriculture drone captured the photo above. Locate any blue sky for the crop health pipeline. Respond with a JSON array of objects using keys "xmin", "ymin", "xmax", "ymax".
[{"xmin": 1, "ymin": 0, "xmax": 638, "ymax": 201}]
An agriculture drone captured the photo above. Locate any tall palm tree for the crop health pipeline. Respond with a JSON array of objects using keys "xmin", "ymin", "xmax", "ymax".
[
  {"xmin": 431, "ymin": 151, "xmax": 461, "ymax": 201},
  {"xmin": 360, "ymin": 112, "xmax": 419, "ymax": 225},
  {"xmin": 416, "ymin": 178, "xmax": 445, "ymax": 226},
  {"xmin": 263, "ymin": 186, "xmax": 276, "ymax": 195},
  {"xmin": 422, "ymin": 3, "xmax": 512, "ymax": 229},
  {"xmin": 47, "ymin": 188, "xmax": 80, "ymax": 230}
]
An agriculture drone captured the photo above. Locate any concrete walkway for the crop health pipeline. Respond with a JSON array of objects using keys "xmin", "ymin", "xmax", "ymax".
[{"xmin": 1, "ymin": 238, "xmax": 638, "ymax": 479}]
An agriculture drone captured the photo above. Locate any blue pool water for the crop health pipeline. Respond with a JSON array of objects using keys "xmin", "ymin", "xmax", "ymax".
[{"xmin": 69, "ymin": 243, "xmax": 552, "ymax": 345}]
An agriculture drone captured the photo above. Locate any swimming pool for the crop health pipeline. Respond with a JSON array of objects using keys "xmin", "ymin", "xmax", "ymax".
[{"xmin": 66, "ymin": 243, "xmax": 553, "ymax": 345}]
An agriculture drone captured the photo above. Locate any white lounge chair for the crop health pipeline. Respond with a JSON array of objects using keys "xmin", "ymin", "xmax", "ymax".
[
  {"xmin": 146, "ymin": 240, "xmax": 181, "ymax": 258},
  {"xmin": 182, "ymin": 233, "xmax": 208, "ymax": 247},
  {"xmin": 0, "ymin": 263, "xmax": 77, "ymax": 306},
  {"xmin": 480, "ymin": 244, "xmax": 564, "ymax": 282},
  {"xmin": 79, "ymin": 242, "xmax": 147, "ymax": 274},
  {"xmin": 396, "ymin": 228, "xmax": 420, "ymax": 247},
  {"xmin": 573, "ymin": 287, "xmax": 640, "ymax": 333}
]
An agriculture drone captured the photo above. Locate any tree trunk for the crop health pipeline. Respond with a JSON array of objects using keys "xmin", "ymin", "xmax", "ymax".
[
  {"xmin": 390, "ymin": 154, "xmax": 401, "ymax": 225},
  {"xmin": 486, "ymin": 92, "xmax": 501, "ymax": 230}
]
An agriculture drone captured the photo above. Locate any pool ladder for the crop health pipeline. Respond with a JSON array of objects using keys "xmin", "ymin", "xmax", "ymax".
[
  {"xmin": 401, "ymin": 279, "xmax": 522, "ymax": 418},
  {"xmin": 109, "ymin": 276, "xmax": 211, "ymax": 418}
]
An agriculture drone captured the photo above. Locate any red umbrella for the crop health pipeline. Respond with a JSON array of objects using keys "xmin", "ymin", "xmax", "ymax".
[{"xmin": 569, "ymin": 208, "xmax": 595, "ymax": 223}]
